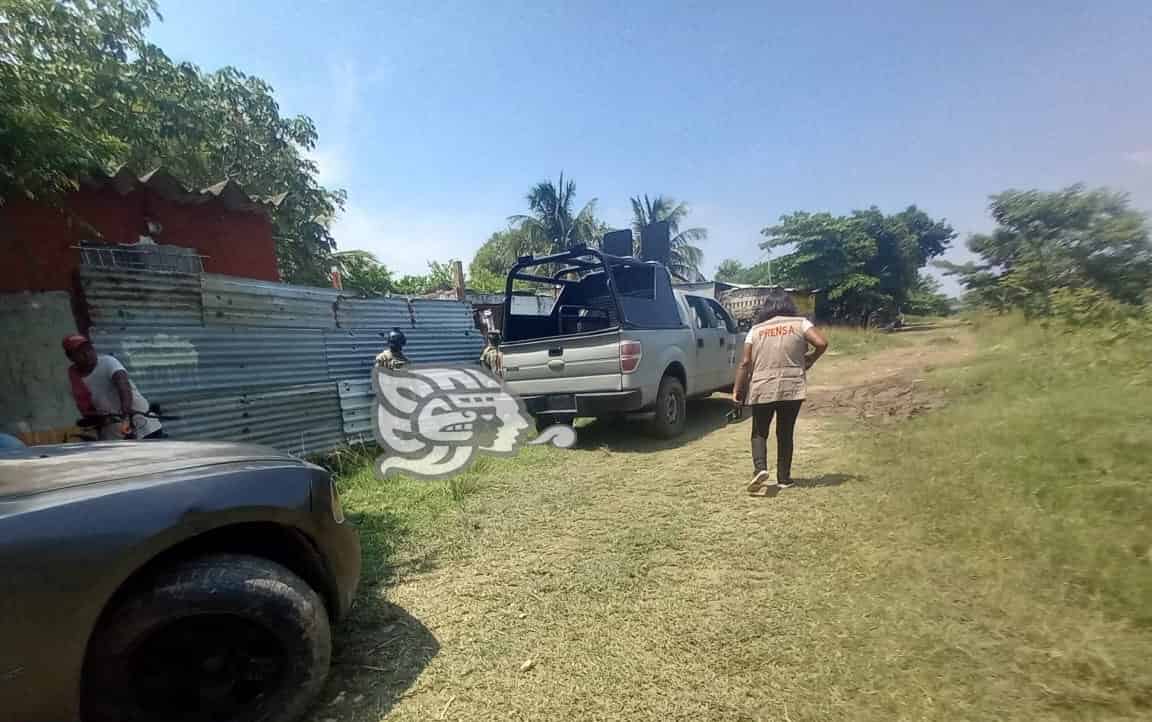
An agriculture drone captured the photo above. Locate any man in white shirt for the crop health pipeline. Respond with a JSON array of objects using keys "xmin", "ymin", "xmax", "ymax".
[{"xmin": 62, "ymin": 335, "xmax": 164, "ymax": 440}]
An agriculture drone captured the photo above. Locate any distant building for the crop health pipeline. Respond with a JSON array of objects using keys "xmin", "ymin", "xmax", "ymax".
[
  {"xmin": 675, "ymin": 281, "xmax": 819, "ymax": 327},
  {"xmin": 673, "ymin": 280, "xmax": 748, "ymax": 299},
  {"xmin": 0, "ymin": 167, "xmax": 283, "ymax": 293}
]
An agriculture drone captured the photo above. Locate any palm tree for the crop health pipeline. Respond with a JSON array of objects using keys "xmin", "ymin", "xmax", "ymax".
[
  {"xmin": 629, "ymin": 194, "xmax": 707, "ymax": 281},
  {"xmin": 331, "ymin": 249, "xmax": 393, "ymax": 294},
  {"xmin": 509, "ymin": 172, "xmax": 600, "ymax": 252}
]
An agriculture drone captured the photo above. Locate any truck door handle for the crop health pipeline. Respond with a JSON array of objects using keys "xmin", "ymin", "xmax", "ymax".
[
  {"xmin": 548, "ymin": 348, "xmax": 562, "ymax": 357},
  {"xmin": 697, "ymin": 338, "xmax": 704, "ymax": 348}
]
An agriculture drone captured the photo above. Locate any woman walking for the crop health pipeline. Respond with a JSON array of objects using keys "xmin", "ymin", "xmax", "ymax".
[{"xmin": 732, "ymin": 289, "xmax": 829, "ymax": 493}]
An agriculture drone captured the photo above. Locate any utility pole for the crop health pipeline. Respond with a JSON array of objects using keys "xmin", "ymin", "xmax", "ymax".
[{"xmin": 451, "ymin": 260, "xmax": 466, "ymax": 301}]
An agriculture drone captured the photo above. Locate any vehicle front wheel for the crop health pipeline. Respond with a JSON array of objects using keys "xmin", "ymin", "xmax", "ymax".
[
  {"xmin": 650, "ymin": 376, "xmax": 687, "ymax": 438},
  {"xmin": 82, "ymin": 554, "xmax": 331, "ymax": 722}
]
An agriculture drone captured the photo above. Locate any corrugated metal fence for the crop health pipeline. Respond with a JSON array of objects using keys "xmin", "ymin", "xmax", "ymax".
[{"xmin": 81, "ymin": 268, "xmax": 484, "ymax": 456}]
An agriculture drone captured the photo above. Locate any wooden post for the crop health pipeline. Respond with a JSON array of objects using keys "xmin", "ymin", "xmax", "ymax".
[{"xmin": 452, "ymin": 260, "xmax": 465, "ymax": 301}]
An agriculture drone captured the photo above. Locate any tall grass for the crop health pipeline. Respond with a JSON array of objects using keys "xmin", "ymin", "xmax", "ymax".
[
  {"xmin": 821, "ymin": 324, "xmax": 909, "ymax": 356},
  {"xmin": 858, "ymin": 314, "xmax": 1152, "ymax": 625}
]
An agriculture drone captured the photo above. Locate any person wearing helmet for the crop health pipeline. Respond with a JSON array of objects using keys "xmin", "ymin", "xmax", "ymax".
[
  {"xmin": 375, "ymin": 328, "xmax": 410, "ymax": 370},
  {"xmin": 480, "ymin": 330, "xmax": 502, "ymax": 374}
]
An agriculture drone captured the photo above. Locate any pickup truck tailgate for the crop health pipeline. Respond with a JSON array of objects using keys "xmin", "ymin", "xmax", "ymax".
[{"xmin": 501, "ymin": 330, "xmax": 622, "ymax": 395}]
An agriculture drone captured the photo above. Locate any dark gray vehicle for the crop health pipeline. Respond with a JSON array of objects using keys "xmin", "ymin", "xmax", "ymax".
[{"xmin": 0, "ymin": 441, "xmax": 361, "ymax": 722}]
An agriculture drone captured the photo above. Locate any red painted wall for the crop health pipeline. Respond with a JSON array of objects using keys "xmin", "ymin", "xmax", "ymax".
[{"xmin": 0, "ymin": 186, "xmax": 279, "ymax": 292}]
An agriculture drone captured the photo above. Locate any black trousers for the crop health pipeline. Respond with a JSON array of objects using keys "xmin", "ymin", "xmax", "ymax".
[{"xmin": 750, "ymin": 400, "xmax": 803, "ymax": 479}]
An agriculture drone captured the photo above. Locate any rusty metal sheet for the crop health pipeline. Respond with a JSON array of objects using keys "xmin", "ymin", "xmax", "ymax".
[
  {"xmin": 202, "ymin": 274, "xmax": 340, "ymax": 328},
  {"xmin": 411, "ymin": 298, "xmax": 475, "ymax": 330},
  {"xmin": 335, "ymin": 296, "xmax": 414, "ymax": 329},
  {"xmin": 80, "ymin": 267, "xmax": 203, "ymax": 326}
]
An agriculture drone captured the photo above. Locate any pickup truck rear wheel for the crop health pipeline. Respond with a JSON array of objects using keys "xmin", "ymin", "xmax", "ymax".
[
  {"xmin": 650, "ymin": 376, "xmax": 687, "ymax": 438},
  {"xmin": 535, "ymin": 414, "xmax": 575, "ymax": 433},
  {"xmin": 82, "ymin": 554, "xmax": 330, "ymax": 722}
]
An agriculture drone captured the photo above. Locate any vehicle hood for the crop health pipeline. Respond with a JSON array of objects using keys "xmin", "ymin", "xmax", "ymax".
[{"xmin": 0, "ymin": 441, "xmax": 308, "ymax": 499}]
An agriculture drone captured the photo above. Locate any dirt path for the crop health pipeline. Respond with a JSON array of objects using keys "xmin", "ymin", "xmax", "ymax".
[{"xmin": 316, "ymin": 326, "xmax": 979, "ymax": 722}]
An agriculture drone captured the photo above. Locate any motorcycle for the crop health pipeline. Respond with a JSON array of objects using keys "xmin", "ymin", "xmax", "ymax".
[{"xmin": 73, "ymin": 404, "xmax": 181, "ymax": 442}]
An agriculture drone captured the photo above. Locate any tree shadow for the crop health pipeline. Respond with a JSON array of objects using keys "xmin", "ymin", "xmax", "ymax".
[
  {"xmin": 572, "ymin": 396, "xmax": 737, "ymax": 453},
  {"xmin": 308, "ymin": 509, "xmax": 440, "ymax": 720}
]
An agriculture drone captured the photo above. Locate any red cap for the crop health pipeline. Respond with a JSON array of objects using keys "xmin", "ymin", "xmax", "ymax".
[{"xmin": 61, "ymin": 334, "xmax": 91, "ymax": 353}]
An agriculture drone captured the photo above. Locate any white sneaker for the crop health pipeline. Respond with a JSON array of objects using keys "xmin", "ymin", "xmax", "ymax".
[{"xmin": 747, "ymin": 470, "xmax": 773, "ymax": 493}]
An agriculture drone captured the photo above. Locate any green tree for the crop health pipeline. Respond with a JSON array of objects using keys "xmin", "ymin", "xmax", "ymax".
[
  {"xmin": 509, "ymin": 173, "xmax": 600, "ymax": 252},
  {"xmin": 904, "ymin": 273, "xmax": 955, "ymax": 317},
  {"xmin": 715, "ymin": 256, "xmax": 796, "ymax": 286},
  {"xmin": 333, "ymin": 250, "xmax": 393, "ymax": 295},
  {"xmin": 468, "ymin": 228, "xmax": 538, "ymax": 293},
  {"xmin": 629, "ymin": 194, "xmax": 706, "ymax": 280},
  {"xmin": 391, "ymin": 260, "xmax": 457, "ymax": 296},
  {"xmin": 0, "ymin": 0, "xmax": 344, "ymax": 284},
  {"xmin": 715, "ymin": 259, "xmax": 746, "ymax": 282},
  {"xmin": 122, "ymin": 60, "xmax": 346, "ymax": 285},
  {"xmin": 938, "ymin": 186, "xmax": 1152, "ymax": 316},
  {"xmin": 1, "ymin": 0, "xmax": 158, "ymax": 199},
  {"xmin": 762, "ymin": 207, "xmax": 953, "ymax": 325}
]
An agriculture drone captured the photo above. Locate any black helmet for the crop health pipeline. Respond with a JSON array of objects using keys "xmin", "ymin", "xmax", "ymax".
[{"xmin": 383, "ymin": 328, "xmax": 407, "ymax": 349}]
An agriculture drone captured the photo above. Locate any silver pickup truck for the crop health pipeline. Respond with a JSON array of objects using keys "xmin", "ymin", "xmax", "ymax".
[{"xmin": 498, "ymin": 246, "xmax": 742, "ymax": 437}]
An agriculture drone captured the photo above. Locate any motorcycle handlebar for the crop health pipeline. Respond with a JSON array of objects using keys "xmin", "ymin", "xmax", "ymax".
[{"xmin": 76, "ymin": 411, "xmax": 181, "ymax": 428}]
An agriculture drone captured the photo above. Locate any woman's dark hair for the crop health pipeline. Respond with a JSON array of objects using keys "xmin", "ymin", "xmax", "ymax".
[{"xmin": 756, "ymin": 288, "xmax": 798, "ymax": 322}]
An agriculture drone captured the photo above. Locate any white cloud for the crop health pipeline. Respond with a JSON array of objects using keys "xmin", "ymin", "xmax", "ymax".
[
  {"xmin": 329, "ymin": 205, "xmax": 495, "ymax": 275},
  {"xmin": 1123, "ymin": 150, "xmax": 1152, "ymax": 167}
]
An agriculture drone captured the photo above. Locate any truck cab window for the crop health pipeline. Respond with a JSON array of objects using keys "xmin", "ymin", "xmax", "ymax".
[
  {"xmin": 705, "ymin": 299, "xmax": 738, "ymax": 333},
  {"xmin": 612, "ymin": 265, "xmax": 656, "ymax": 299},
  {"xmin": 686, "ymin": 295, "xmax": 718, "ymax": 329},
  {"xmin": 613, "ymin": 263, "xmax": 682, "ymax": 328}
]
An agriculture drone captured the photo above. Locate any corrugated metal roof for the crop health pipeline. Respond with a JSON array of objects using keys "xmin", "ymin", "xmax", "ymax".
[
  {"xmin": 203, "ymin": 274, "xmax": 340, "ymax": 329},
  {"xmin": 82, "ymin": 167, "xmax": 284, "ymax": 213},
  {"xmin": 80, "ymin": 267, "xmax": 203, "ymax": 326},
  {"xmin": 159, "ymin": 382, "xmax": 344, "ymax": 457},
  {"xmin": 90, "ymin": 325, "xmax": 328, "ymax": 398},
  {"xmin": 323, "ymin": 328, "xmax": 484, "ymax": 380},
  {"xmin": 335, "ymin": 296, "xmax": 414, "ymax": 329},
  {"xmin": 410, "ymin": 298, "xmax": 475, "ymax": 330}
]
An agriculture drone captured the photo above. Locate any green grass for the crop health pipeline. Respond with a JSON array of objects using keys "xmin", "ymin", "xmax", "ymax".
[
  {"xmin": 314, "ymin": 319, "xmax": 1152, "ymax": 721},
  {"xmin": 826, "ymin": 317, "xmax": 1152, "ymax": 717},
  {"xmin": 332, "ymin": 446, "xmax": 560, "ymax": 588},
  {"xmin": 866, "ymin": 317, "xmax": 1152, "ymax": 624}
]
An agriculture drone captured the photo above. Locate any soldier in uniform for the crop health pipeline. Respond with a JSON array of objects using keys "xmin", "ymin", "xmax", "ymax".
[
  {"xmin": 479, "ymin": 331, "xmax": 502, "ymax": 374},
  {"xmin": 375, "ymin": 328, "xmax": 410, "ymax": 370}
]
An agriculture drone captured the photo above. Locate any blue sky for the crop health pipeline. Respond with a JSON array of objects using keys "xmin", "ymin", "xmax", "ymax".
[{"xmin": 150, "ymin": 0, "xmax": 1152, "ymax": 293}]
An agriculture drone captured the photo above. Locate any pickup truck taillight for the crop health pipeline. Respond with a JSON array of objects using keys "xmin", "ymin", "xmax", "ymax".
[{"xmin": 620, "ymin": 340, "xmax": 643, "ymax": 373}]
